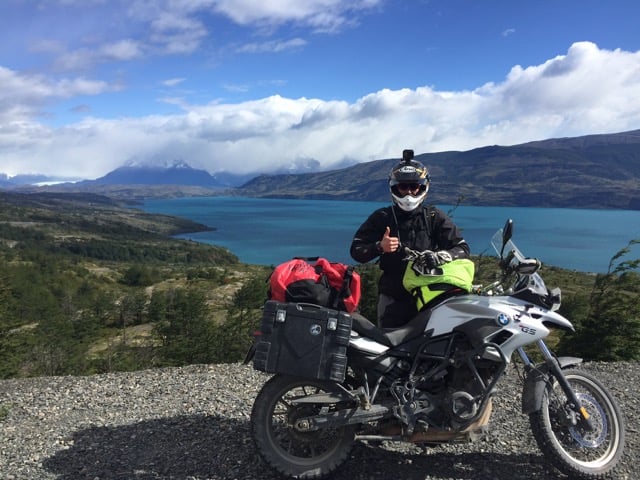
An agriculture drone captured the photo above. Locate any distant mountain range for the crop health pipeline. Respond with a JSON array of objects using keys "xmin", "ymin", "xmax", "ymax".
[
  {"xmin": 0, "ymin": 160, "xmax": 253, "ymax": 190},
  {"xmin": 242, "ymin": 129, "xmax": 640, "ymax": 210},
  {"xmin": 2, "ymin": 129, "xmax": 639, "ymax": 209},
  {"xmin": 0, "ymin": 173, "xmax": 77, "ymax": 187},
  {"xmin": 79, "ymin": 160, "xmax": 254, "ymax": 188}
]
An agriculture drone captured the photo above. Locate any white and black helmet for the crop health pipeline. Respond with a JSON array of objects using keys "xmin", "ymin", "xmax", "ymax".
[{"xmin": 389, "ymin": 149, "xmax": 431, "ymax": 212}]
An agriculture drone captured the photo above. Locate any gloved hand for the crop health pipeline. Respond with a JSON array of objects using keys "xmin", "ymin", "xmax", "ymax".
[
  {"xmin": 435, "ymin": 250, "xmax": 453, "ymax": 265},
  {"xmin": 411, "ymin": 250, "xmax": 452, "ymax": 275}
]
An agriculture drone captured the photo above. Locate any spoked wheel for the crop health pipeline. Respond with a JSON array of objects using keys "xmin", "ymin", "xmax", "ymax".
[
  {"xmin": 529, "ymin": 369, "xmax": 625, "ymax": 479},
  {"xmin": 250, "ymin": 374, "xmax": 356, "ymax": 479}
]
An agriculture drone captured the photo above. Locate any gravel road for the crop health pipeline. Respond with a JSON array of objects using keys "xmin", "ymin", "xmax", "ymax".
[{"xmin": 0, "ymin": 362, "xmax": 637, "ymax": 480}]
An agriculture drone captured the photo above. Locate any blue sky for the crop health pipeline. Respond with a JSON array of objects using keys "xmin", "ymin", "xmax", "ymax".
[{"xmin": 2, "ymin": 0, "xmax": 640, "ymax": 180}]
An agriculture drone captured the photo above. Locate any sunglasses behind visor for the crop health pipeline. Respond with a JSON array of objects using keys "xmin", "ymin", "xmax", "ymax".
[{"xmin": 397, "ymin": 183, "xmax": 422, "ymax": 191}]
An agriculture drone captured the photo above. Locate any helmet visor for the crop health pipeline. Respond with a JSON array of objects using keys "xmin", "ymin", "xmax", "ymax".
[{"xmin": 391, "ymin": 182, "xmax": 427, "ymax": 197}]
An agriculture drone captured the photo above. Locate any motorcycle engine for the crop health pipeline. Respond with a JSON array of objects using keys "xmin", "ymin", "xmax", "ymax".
[{"xmin": 392, "ymin": 339, "xmax": 500, "ymax": 430}]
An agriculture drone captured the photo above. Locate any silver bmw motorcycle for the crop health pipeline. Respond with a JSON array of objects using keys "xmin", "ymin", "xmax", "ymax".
[{"xmin": 247, "ymin": 219, "xmax": 625, "ymax": 479}]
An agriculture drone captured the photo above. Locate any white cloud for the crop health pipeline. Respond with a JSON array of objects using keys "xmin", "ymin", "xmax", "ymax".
[
  {"xmin": 8, "ymin": 0, "xmax": 379, "ymax": 81},
  {"xmin": 236, "ymin": 38, "xmax": 307, "ymax": 54},
  {"xmin": 124, "ymin": 0, "xmax": 377, "ymax": 58},
  {"xmin": 162, "ymin": 78, "xmax": 187, "ymax": 87},
  {"xmin": 149, "ymin": 11, "xmax": 209, "ymax": 54},
  {"xmin": 211, "ymin": 0, "xmax": 383, "ymax": 32},
  {"xmin": 0, "ymin": 66, "xmax": 114, "ymax": 123},
  {"xmin": 100, "ymin": 39, "xmax": 143, "ymax": 61},
  {"xmin": 51, "ymin": 40, "xmax": 143, "ymax": 71},
  {"xmin": 476, "ymin": 42, "xmax": 640, "ymax": 135},
  {"xmin": 2, "ymin": 42, "xmax": 640, "ymax": 178}
]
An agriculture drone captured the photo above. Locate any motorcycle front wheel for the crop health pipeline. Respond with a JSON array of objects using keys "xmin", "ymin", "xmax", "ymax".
[
  {"xmin": 250, "ymin": 374, "xmax": 356, "ymax": 479},
  {"xmin": 529, "ymin": 368, "xmax": 625, "ymax": 479}
]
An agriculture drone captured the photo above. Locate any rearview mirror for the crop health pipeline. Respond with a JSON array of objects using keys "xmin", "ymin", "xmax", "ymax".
[
  {"xmin": 502, "ymin": 219, "xmax": 513, "ymax": 245},
  {"xmin": 500, "ymin": 219, "xmax": 513, "ymax": 259}
]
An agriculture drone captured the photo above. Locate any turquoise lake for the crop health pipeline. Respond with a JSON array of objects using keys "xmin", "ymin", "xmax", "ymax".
[{"xmin": 141, "ymin": 197, "xmax": 640, "ymax": 273}]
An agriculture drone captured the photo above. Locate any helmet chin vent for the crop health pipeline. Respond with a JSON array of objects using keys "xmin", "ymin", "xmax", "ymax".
[{"xmin": 391, "ymin": 191, "xmax": 427, "ymax": 211}]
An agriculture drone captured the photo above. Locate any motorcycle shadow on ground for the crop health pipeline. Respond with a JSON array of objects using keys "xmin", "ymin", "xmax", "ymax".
[{"xmin": 43, "ymin": 414, "xmax": 559, "ymax": 480}]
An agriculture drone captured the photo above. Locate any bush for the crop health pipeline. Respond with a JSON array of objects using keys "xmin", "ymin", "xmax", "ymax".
[{"xmin": 561, "ymin": 240, "xmax": 640, "ymax": 361}]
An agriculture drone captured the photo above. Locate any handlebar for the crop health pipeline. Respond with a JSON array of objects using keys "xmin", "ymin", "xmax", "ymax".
[{"xmin": 476, "ymin": 251, "xmax": 543, "ymax": 297}]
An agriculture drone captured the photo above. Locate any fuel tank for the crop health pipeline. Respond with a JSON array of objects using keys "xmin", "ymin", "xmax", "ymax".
[{"xmin": 427, "ymin": 295, "xmax": 572, "ymax": 360}]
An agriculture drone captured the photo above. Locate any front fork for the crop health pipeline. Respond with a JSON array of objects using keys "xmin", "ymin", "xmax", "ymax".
[{"xmin": 519, "ymin": 340, "xmax": 594, "ymax": 431}]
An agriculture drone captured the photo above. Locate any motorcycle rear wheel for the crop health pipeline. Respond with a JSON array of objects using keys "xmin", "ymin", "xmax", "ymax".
[
  {"xmin": 250, "ymin": 374, "xmax": 356, "ymax": 479},
  {"xmin": 529, "ymin": 368, "xmax": 625, "ymax": 479}
]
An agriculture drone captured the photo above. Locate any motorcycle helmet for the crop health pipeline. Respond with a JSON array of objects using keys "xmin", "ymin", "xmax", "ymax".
[{"xmin": 389, "ymin": 149, "xmax": 431, "ymax": 212}]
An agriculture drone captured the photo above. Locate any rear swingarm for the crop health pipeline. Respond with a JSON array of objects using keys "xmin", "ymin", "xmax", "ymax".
[{"xmin": 292, "ymin": 404, "xmax": 390, "ymax": 432}]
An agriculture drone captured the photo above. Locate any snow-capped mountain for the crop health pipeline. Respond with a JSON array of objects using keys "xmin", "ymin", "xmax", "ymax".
[{"xmin": 82, "ymin": 161, "xmax": 253, "ymax": 188}]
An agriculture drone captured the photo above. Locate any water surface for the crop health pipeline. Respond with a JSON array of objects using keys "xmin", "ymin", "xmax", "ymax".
[{"xmin": 142, "ymin": 197, "xmax": 640, "ymax": 273}]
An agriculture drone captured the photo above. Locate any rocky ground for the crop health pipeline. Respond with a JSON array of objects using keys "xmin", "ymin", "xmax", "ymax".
[{"xmin": 0, "ymin": 362, "xmax": 637, "ymax": 480}]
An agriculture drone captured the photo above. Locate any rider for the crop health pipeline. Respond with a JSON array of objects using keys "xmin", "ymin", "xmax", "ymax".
[{"xmin": 350, "ymin": 149, "xmax": 470, "ymax": 328}]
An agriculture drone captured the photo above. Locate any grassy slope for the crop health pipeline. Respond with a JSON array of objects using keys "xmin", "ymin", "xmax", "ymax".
[{"xmin": 1, "ymin": 191, "xmax": 607, "ymax": 378}]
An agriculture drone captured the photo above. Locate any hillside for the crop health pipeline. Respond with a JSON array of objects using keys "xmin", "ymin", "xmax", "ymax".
[
  {"xmin": 0, "ymin": 190, "xmax": 215, "ymax": 237},
  {"xmin": 0, "ymin": 191, "xmax": 270, "ymax": 379},
  {"xmin": 241, "ymin": 129, "xmax": 640, "ymax": 210}
]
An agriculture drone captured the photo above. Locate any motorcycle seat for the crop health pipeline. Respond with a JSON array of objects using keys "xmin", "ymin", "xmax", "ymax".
[{"xmin": 350, "ymin": 310, "xmax": 432, "ymax": 347}]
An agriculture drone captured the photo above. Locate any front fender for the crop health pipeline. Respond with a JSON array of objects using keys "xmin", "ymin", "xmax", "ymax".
[{"xmin": 521, "ymin": 357, "xmax": 583, "ymax": 414}]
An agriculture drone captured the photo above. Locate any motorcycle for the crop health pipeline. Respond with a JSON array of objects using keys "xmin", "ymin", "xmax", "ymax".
[{"xmin": 245, "ymin": 219, "xmax": 626, "ymax": 479}]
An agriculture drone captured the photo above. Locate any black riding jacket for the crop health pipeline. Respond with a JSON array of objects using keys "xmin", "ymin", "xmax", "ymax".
[{"xmin": 350, "ymin": 204, "xmax": 470, "ymax": 301}]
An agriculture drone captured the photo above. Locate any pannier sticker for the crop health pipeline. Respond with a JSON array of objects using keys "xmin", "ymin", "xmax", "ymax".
[
  {"xmin": 310, "ymin": 324, "xmax": 322, "ymax": 336},
  {"xmin": 276, "ymin": 310, "xmax": 287, "ymax": 323},
  {"xmin": 327, "ymin": 317, "xmax": 337, "ymax": 330}
]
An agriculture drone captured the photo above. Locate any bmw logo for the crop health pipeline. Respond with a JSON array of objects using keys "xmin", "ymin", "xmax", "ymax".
[
  {"xmin": 309, "ymin": 324, "xmax": 322, "ymax": 336},
  {"xmin": 497, "ymin": 313, "xmax": 510, "ymax": 326}
]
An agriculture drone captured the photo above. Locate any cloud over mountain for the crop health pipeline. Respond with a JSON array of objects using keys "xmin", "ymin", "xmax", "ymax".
[{"xmin": 2, "ymin": 0, "xmax": 640, "ymax": 181}]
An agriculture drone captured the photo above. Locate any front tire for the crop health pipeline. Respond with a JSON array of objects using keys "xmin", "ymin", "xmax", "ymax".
[
  {"xmin": 529, "ymin": 368, "xmax": 625, "ymax": 479},
  {"xmin": 250, "ymin": 374, "xmax": 356, "ymax": 479}
]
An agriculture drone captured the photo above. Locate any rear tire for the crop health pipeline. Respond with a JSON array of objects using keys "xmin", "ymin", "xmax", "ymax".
[
  {"xmin": 529, "ymin": 369, "xmax": 625, "ymax": 479},
  {"xmin": 250, "ymin": 374, "xmax": 356, "ymax": 479}
]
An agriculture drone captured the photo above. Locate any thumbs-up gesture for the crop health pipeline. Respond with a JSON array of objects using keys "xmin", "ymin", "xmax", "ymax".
[{"xmin": 379, "ymin": 226, "xmax": 399, "ymax": 253}]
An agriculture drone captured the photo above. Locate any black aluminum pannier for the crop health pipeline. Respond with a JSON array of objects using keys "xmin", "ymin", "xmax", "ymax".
[{"xmin": 253, "ymin": 301, "xmax": 352, "ymax": 382}]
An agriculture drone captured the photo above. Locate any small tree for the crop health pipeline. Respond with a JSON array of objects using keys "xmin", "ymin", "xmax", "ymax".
[
  {"xmin": 154, "ymin": 289, "xmax": 216, "ymax": 366},
  {"xmin": 148, "ymin": 289, "xmax": 168, "ymax": 323},
  {"xmin": 212, "ymin": 273, "xmax": 267, "ymax": 363},
  {"xmin": 565, "ymin": 240, "xmax": 640, "ymax": 361},
  {"xmin": 120, "ymin": 265, "xmax": 157, "ymax": 286},
  {"xmin": 356, "ymin": 263, "xmax": 381, "ymax": 322}
]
